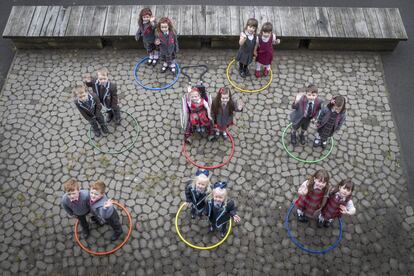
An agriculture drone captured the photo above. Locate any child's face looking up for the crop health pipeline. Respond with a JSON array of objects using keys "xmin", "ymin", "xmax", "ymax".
[
  {"xmin": 142, "ymin": 15, "xmax": 151, "ymax": 23},
  {"xmin": 339, "ymin": 185, "xmax": 352, "ymax": 197},
  {"xmin": 221, "ymin": 94, "xmax": 229, "ymax": 105},
  {"xmin": 98, "ymin": 73, "xmax": 109, "ymax": 86},
  {"xmin": 333, "ymin": 104, "xmax": 343, "ymax": 113},
  {"xmin": 314, "ymin": 178, "xmax": 326, "ymax": 190},
  {"xmin": 90, "ymin": 189, "xmax": 103, "ymax": 202},
  {"xmin": 189, "ymin": 91, "xmax": 200, "ymax": 103},
  {"xmin": 262, "ymin": 31, "xmax": 271, "ymax": 38},
  {"xmin": 306, "ymin": 92, "xmax": 317, "ymax": 102},
  {"xmin": 160, "ymin": 23, "xmax": 169, "ymax": 33},
  {"xmin": 246, "ymin": 25, "xmax": 256, "ymax": 34},
  {"xmin": 213, "ymin": 190, "xmax": 226, "ymax": 204},
  {"xmin": 195, "ymin": 179, "xmax": 208, "ymax": 192},
  {"xmin": 68, "ymin": 190, "xmax": 80, "ymax": 202},
  {"xmin": 77, "ymin": 89, "xmax": 88, "ymax": 101}
]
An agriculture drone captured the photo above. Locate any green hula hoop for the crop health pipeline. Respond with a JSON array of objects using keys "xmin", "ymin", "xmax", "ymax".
[
  {"xmin": 281, "ymin": 123, "xmax": 334, "ymax": 164},
  {"xmin": 88, "ymin": 110, "xmax": 140, "ymax": 154}
]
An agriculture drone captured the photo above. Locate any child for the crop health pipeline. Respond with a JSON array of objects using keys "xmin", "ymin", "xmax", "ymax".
[
  {"xmin": 61, "ymin": 179, "xmax": 91, "ymax": 239},
  {"xmin": 204, "ymin": 182, "xmax": 241, "ymax": 238},
  {"xmin": 89, "ymin": 181, "xmax": 123, "ymax": 241},
  {"xmin": 211, "ymin": 87, "xmax": 243, "ymax": 139},
  {"xmin": 184, "ymin": 87, "xmax": 214, "ymax": 144},
  {"xmin": 254, "ymin": 22, "xmax": 281, "ymax": 78},
  {"xmin": 135, "ymin": 8, "xmax": 158, "ymax": 65},
  {"xmin": 290, "ymin": 84, "xmax": 322, "ymax": 146},
  {"xmin": 317, "ymin": 179, "xmax": 356, "ymax": 228},
  {"xmin": 83, "ymin": 68, "xmax": 121, "ymax": 125},
  {"xmin": 295, "ymin": 169, "xmax": 330, "ymax": 222},
  {"xmin": 185, "ymin": 169, "xmax": 211, "ymax": 219},
  {"xmin": 155, "ymin": 17, "xmax": 179, "ymax": 74},
  {"xmin": 73, "ymin": 85, "xmax": 109, "ymax": 137},
  {"xmin": 236, "ymin": 18, "xmax": 258, "ymax": 78},
  {"xmin": 313, "ymin": 95, "xmax": 347, "ymax": 149}
]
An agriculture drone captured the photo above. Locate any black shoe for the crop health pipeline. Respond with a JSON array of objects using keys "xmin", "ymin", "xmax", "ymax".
[
  {"xmin": 110, "ymin": 231, "xmax": 123, "ymax": 241},
  {"xmin": 106, "ymin": 115, "xmax": 113, "ymax": 123},
  {"xmin": 240, "ymin": 70, "xmax": 246, "ymax": 78},
  {"xmin": 185, "ymin": 138, "xmax": 192, "ymax": 145},
  {"xmin": 91, "ymin": 216, "xmax": 104, "ymax": 227},
  {"xmin": 220, "ymin": 231, "xmax": 226, "ymax": 239},
  {"xmin": 93, "ymin": 129, "xmax": 102, "ymax": 138},
  {"xmin": 324, "ymin": 221, "xmax": 332, "ymax": 228},
  {"xmin": 244, "ymin": 68, "xmax": 250, "ymax": 76},
  {"xmin": 321, "ymin": 140, "xmax": 327, "ymax": 150},
  {"xmin": 161, "ymin": 66, "xmax": 168, "ymax": 73},
  {"xmin": 299, "ymin": 133, "xmax": 306, "ymax": 145},
  {"xmin": 208, "ymin": 225, "xmax": 214, "ymax": 233},
  {"xmin": 290, "ymin": 132, "xmax": 297, "ymax": 146},
  {"xmin": 317, "ymin": 219, "xmax": 324, "ymax": 228},
  {"xmin": 81, "ymin": 229, "xmax": 90, "ymax": 239},
  {"xmin": 297, "ymin": 214, "xmax": 308, "ymax": 223},
  {"xmin": 313, "ymin": 138, "xmax": 321, "ymax": 147},
  {"xmin": 115, "ymin": 119, "xmax": 121, "ymax": 126},
  {"xmin": 101, "ymin": 126, "xmax": 110, "ymax": 135},
  {"xmin": 147, "ymin": 58, "xmax": 153, "ymax": 65},
  {"xmin": 152, "ymin": 59, "xmax": 158, "ymax": 66}
]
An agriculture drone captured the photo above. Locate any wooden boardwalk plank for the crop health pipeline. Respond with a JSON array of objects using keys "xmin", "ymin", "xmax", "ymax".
[
  {"xmin": 193, "ymin": 5, "xmax": 206, "ymax": 36},
  {"xmin": 351, "ymin": 8, "xmax": 370, "ymax": 38},
  {"xmin": 271, "ymin": 7, "xmax": 283, "ymax": 36},
  {"xmin": 315, "ymin": 7, "xmax": 332, "ymax": 37},
  {"xmin": 376, "ymin": 8, "xmax": 396, "ymax": 38},
  {"xmin": 217, "ymin": 6, "xmax": 231, "ymax": 36},
  {"xmin": 27, "ymin": 6, "xmax": 48, "ymax": 36},
  {"xmin": 65, "ymin": 6, "xmax": 84, "ymax": 36},
  {"xmin": 327, "ymin": 7, "xmax": 346, "ymax": 38},
  {"xmin": 77, "ymin": 6, "xmax": 95, "ymax": 36},
  {"xmin": 302, "ymin": 7, "xmax": 320, "ymax": 37},
  {"xmin": 279, "ymin": 7, "xmax": 307, "ymax": 37},
  {"xmin": 104, "ymin": 6, "xmax": 120, "ymax": 36},
  {"xmin": 206, "ymin": 5, "xmax": 218, "ymax": 36},
  {"xmin": 4, "ymin": 6, "xmax": 36, "ymax": 37},
  {"xmin": 168, "ymin": 5, "xmax": 181, "ymax": 34},
  {"xmin": 40, "ymin": 6, "xmax": 60, "ymax": 36},
  {"xmin": 180, "ymin": 5, "xmax": 193, "ymax": 35},
  {"xmin": 386, "ymin": 8, "xmax": 408, "ymax": 39},
  {"xmin": 228, "ymin": 6, "xmax": 240, "ymax": 36},
  {"xmin": 254, "ymin": 6, "xmax": 271, "ymax": 28},
  {"xmin": 239, "ymin": 6, "xmax": 255, "ymax": 34},
  {"xmin": 53, "ymin": 6, "xmax": 72, "ymax": 36},
  {"xmin": 116, "ymin": 5, "xmax": 132, "ymax": 35},
  {"xmin": 90, "ymin": 6, "xmax": 108, "ymax": 36},
  {"xmin": 363, "ymin": 8, "xmax": 383, "ymax": 38},
  {"xmin": 3, "ymin": 6, "xmax": 20, "ymax": 36},
  {"xmin": 129, "ymin": 5, "xmax": 143, "ymax": 36},
  {"xmin": 339, "ymin": 8, "xmax": 357, "ymax": 38}
]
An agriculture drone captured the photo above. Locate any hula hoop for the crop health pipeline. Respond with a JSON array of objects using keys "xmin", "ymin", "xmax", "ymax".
[
  {"xmin": 74, "ymin": 201, "xmax": 133, "ymax": 256},
  {"xmin": 88, "ymin": 110, "xmax": 139, "ymax": 154},
  {"xmin": 226, "ymin": 59, "xmax": 273, "ymax": 93},
  {"xmin": 133, "ymin": 56, "xmax": 180, "ymax": 91},
  {"xmin": 182, "ymin": 129, "xmax": 235, "ymax": 170},
  {"xmin": 175, "ymin": 202, "xmax": 232, "ymax": 250},
  {"xmin": 284, "ymin": 202, "xmax": 343, "ymax": 254},
  {"xmin": 281, "ymin": 123, "xmax": 334, "ymax": 164},
  {"xmin": 181, "ymin": 65, "xmax": 208, "ymax": 84}
]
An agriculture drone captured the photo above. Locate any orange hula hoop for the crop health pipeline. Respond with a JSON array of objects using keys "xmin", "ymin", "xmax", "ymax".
[{"xmin": 74, "ymin": 201, "xmax": 133, "ymax": 256}]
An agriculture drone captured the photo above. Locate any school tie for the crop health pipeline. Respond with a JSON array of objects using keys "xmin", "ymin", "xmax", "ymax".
[{"xmin": 306, "ymin": 102, "xmax": 313, "ymax": 118}]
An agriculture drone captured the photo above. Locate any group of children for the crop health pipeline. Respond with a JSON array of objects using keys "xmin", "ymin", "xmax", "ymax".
[
  {"xmin": 61, "ymin": 179, "xmax": 123, "ymax": 241},
  {"xmin": 73, "ymin": 68, "xmax": 121, "ymax": 138},
  {"xmin": 184, "ymin": 169, "xmax": 241, "ymax": 238}
]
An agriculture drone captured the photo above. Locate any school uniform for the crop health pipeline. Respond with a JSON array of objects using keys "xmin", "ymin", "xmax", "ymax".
[
  {"xmin": 320, "ymin": 192, "xmax": 355, "ymax": 221},
  {"xmin": 204, "ymin": 199, "xmax": 237, "ymax": 235},
  {"xmin": 74, "ymin": 93, "xmax": 108, "ymax": 135},
  {"xmin": 61, "ymin": 190, "xmax": 90, "ymax": 232},
  {"xmin": 84, "ymin": 78, "xmax": 121, "ymax": 124},
  {"xmin": 316, "ymin": 104, "xmax": 346, "ymax": 142},
  {"xmin": 212, "ymin": 100, "xmax": 243, "ymax": 131},
  {"xmin": 256, "ymin": 33, "xmax": 277, "ymax": 67},
  {"xmin": 290, "ymin": 96, "xmax": 322, "ymax": 131},
  {"xmin": 90, "ymin": 195, "xmax": 123, "ymax": 238},
  {"xmin": 295, "ymin": 181, "xmax": 326, "ymax": 218},
  {"xmin": 157, "ymin": 30, "xmax": 179, "ymax": 64},
  {"xmin": 184, "ymin": 182, "xmax": 208, "ymax": 217},
  {"xmin": 135, "ymin": 21, "xmax": 157, "ymax": 54},
  {"xmin": 184, "ymin": 98, "xmax": 213, "ymax": 140}
]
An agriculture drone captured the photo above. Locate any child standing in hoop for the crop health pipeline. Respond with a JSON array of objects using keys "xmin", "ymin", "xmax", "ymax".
[
  {"xmin": 295, "ymin": 169, "xmax": 330, "ymax": 222},
  {"xmin": 317, "ymin": 179, "xmax": 356, "ymax": 228},
  {"xmin": 155, "ymin": 17, "xmax": 179, "ymax": 74},
  {"xmin": 204, "ymin": 182, "xmax": 241, "ymax": 238},
  {"xmin": 254, "ymin": 22, "xmax": 280, "ymax": 78},
  {"xmin": 83, "ymin": 68, "xmax": 121, "ymax": 125},
  {"xmin": 211, "ymin": 87, "xmax": 243, "ymax": 139},
  {"xmin": 236, "ymin": 18, "xmax": 258, "ymax": 78},
  {"xmin": 313, "ymin": 95, "xmax": 347, "ymax": 149},
  {"xmin": 135, "ymin": 8, "xmax": 158, "ymax": 65},
  {"xmin": 185, "ymin": 169, "xmax": 211, "ymax": 219}
]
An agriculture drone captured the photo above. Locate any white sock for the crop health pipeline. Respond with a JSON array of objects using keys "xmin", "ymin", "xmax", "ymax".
[
  {"xmin": 265, "ymin": 64, "xmax": 271, "ymax": 70},
  {"xmin": 256, "ymin": 63, "xmax": 262, "ymax": 71},
  {"xmin": 297, "ymin": 209, "xmax": 304, "ymax": 216}
]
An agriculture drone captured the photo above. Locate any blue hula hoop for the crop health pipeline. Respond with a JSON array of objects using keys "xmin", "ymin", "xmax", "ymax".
[
  {"xmin": 133, "ymin": 56, "xmax": 180, "ymax": 91},
  {"xmin": 284, "ymin": 202, "xmax": 343, "ymax": 254}
]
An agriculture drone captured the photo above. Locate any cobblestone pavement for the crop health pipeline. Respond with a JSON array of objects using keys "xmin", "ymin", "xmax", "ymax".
[{"xmin": 0, "ymin": 48, "xmax": 413, "ymax": 275}]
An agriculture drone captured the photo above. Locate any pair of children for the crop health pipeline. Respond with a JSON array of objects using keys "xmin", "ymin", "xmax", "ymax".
[
  {"xmin": 184, "ymin": 86, "xmax": 243, "ymax": 144},
  {"xmin": 74, "ymin": 68, "xmax": 121, "ymax": 137},
  {"xmin": 237, "ymin": 19, "xmax": 281, "ymax": 78},
  {"xmin": 295, "ymin": 169, "xmax": 356, "ymax": 228},
  {"xmin": 289, "ymin": 84, "xmax": 346, "ymax": 149},
  {"xmin": 184, "ymin": 169, "xmax": 241, "ymax": 238},
  {"xmin": 135, "ymin": 8, "xmax": 179, "ymax": 74},
  {"xmin": 61, "ymin": 179, "xmax": 123, "ymax": 241}
]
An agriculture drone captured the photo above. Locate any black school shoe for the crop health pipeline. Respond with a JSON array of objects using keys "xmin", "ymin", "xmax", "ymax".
[
  {"xmin": 316, "ymin": 218, "xmax": 324, "ymax": 228},
  {"xmin": 299, "ymin": 133, "xmax": 306, "ymax": 145},
  {"xmin": 324, "ymin": 220, "xmax": 333, "ymax": 228},
  {"xmin": 93, "ymin": 129, "xmax": 102, "ymax": 138},
  {"xmin": 290, "ymin": 132, "xmax": 297, "ymax": 146},
  {"xmin": 161, "ymin": 66, "xmax": 168, "ymax": 73},
  {"xmin": 101, "ymin": 126, "xmax": 110, "ymax": 135},
  {"xmin": 81, "ymin": 229, "xmax": 90, "ymax": 239},
  {"xmin": 297, "ymin": 214, "xmax": 308, "ymax": 223},
  {"xmin": 91, "ymin": 216, "xmax": 104, "ymax": 227},
  {"xmin": 110, "ymin": 231, "xmax": 123, "ymax": 241},
  {"xmin": 146, "ymin": 58, "xmax": 153, "ymax": 65},
  {"xmin": 220, "ymin": 231, "xmax": 226, "ymax": 239},
  {"xmin": 244, "ymin": 68, "xmax": 251, "ymax": 76}
]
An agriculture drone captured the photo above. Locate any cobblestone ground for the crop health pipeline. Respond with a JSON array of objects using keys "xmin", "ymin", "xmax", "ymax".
[{"xmin": 0, "ymin": 48, "xmax": 414, "ymax": 275}]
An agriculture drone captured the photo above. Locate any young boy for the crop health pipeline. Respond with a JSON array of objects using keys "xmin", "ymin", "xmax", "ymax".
[
  {"xmin": 73, "ymin": 85, "xmax": 109, "ymax": 137},
  {"xmin": 289, "ymin": 84, "xmax": 322, "ymax": 146},
  {"xmin": 83, "ymin": 68, "xmax": 121, "ymax": 125},
  {"xmin": 89, "ymin": 181, "xmax": 123, "ymax": 241},
  {"xmin": 61, "ymin": 179, "xmax": 90, "ymax": 239}
]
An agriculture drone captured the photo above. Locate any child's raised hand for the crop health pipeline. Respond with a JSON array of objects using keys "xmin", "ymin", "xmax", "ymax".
[
  {"xmin": 339, "ymin": 205, "xmax": 348, "ymax": 214},
  {"xmin": 150, "ymin": 15, "xmax": 155, "ymax": 23},
  {"xmin": 295, "ymin": 92, "xmax": 304, "ymax": 103},
  {"xmin": 187, "ymin": 85, "xmax": 192, "ymax": 93},
  {"xmin": 233, "ymin": 215, "xmax": 241, "ymax": 223},
  {"xmin": 298, "ymin": 186, "xmax": 308, "ymax": 196},
  {"xmin": 276, "ymin": 38, "xmax": 281, "ymax": 44},
  {"xmin": 237, "ymin": 100, "xmax": 244, "ymax": 110},
  {"xmin": 103, "ymin": 199, "xmax": 113, "ymax": 209},
  {"xmin": 155, "ymin": 38, "xmax": 160, "ymax": 45}
]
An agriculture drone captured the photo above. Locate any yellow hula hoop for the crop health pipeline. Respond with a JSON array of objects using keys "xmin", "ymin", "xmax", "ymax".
[
  {"xmin": 226, "ymin": 59, "xmax": 273, "ymax": 93},
  {"xmin": 175, "ymin": 203, "xmax": 232, "ymax": 250}
]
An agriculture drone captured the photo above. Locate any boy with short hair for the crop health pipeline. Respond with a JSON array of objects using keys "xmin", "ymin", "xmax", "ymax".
[
  {"xmin": 61, "ymin": 179, "xmax": 90, "ymax": 239},
  {"xmin": 73, "ymin": 85, "xmax": 109, "ymax": 137},
  {"xmin": 89, "ymin": 181, "xmax": 123, "ymax": 241},
  {"xmin": 83, "ymin": 67, "xmax": 121, "ymax": 125},
  {"xmin": 289, "ymin": 84, "xmax": 322, "ymax": 146}
]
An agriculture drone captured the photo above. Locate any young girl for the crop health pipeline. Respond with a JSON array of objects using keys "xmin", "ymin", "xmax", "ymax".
[
  {"xmin": 184, "ymin": 170, "xmax": 211, "ymax": 219},
  {"xmin": 236, "ymin": 18, "xmax": 258, "ymax": 78},
  {"xmin": 135, "ymin": 8, "xmax": 158, "ymax": 65},
  {"xmin": 211, "ymin": 87, "xmax": 243, "ymax": 139},
  {"xmin": 313, "ymin": 95, "xmax": 347, "ymax": 149},
  {"xmin": 254, "ymin": 22, "xmax": 281, "ymax": 78},
  {"xmin": 204, "ymin": 182, "xmax": 241, "ymax": 238},
  {"xmin": 295, "ymin": 169, "xmax": 330, "ymax": 222},
  {"xmin": 155, "ymin": 17, "xmax": 179, "ymax": 74},
  {"xmin": 184, "ymin": 87, "xmax": 214, "ymax": 144},
  {"xmin": 317, "ymin": 179, "xmax": 356, "ymax": 228}
]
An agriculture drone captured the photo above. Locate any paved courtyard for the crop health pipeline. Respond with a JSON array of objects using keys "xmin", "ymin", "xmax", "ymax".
[{"xmin": 0, "ymin": 48, "xmax": 413, "ymax": 275}]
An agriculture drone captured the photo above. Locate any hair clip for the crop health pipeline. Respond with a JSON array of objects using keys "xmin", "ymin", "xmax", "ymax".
[
  {"xmin": 218, "ymin": 87, "xmax": 225, "ymax": 94},
  {"xmin": 330, "ymin": 98, "xmax": 336, "ymax": 105},
  {"xmin": 212, "ymin": 181, "xmax": 227, "ymax": 189},
  {"xmin": 195, "ymin": 169, "xmax": 209, "ymax": 177}
]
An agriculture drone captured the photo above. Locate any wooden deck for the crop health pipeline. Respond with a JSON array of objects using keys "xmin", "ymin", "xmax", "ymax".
[{"xmin": 2, "ymin": 5, "xmax": 408, "ymax": 50}]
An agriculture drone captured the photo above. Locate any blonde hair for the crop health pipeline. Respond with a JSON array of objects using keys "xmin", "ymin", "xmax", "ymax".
[
  {"xmin": 63, "ymin": 179, "xmax": 80, "ymax": 192},
  {"xmin": 208, "ymin": 187, "xmax": 229, "ymax": 207},
  {"xmin": 90, "ymin": 180, "xmax": 106, "ymax": 194},
  {"xmin": 72, "ymin": 85, "xmax": 86, "ymax": 98},
  {"xmin": 97, "ymin": 67, "xmax": 109, "ymax": 77},
  {"xmin": 192, "ymin": 174, "xmax": 211, "ymax": 193}
]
